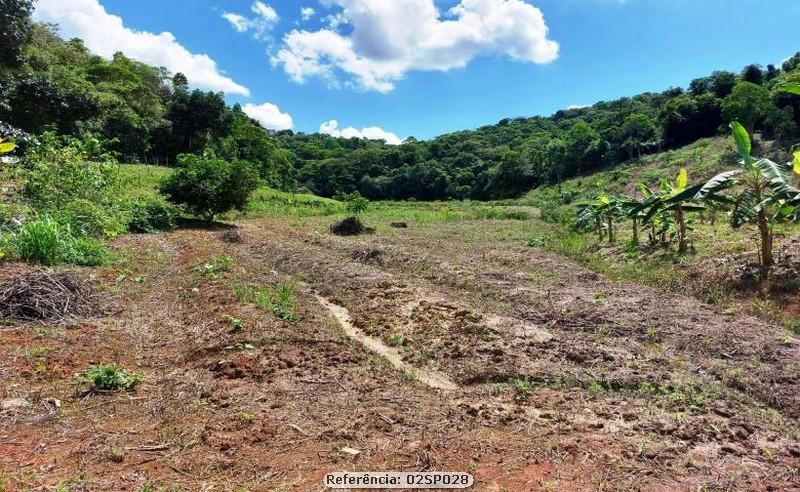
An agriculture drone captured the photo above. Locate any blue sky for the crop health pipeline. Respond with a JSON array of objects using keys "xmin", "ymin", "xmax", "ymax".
[{"xmin": 35, "ymin": 0, "xmax": 800, "ymax": 142}]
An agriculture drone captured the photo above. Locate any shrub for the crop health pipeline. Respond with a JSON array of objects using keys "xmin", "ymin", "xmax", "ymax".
[
  {"xmin": 159, "ymin": 155, "xmax": 259, "ymax": 221},
  {"xmin": 79, "ymin": 364, "xmax": 142, "ymax": 392},
  {"xmin": 127, "ymin": 195, "xmax": 179, "ymax": 233},
  {"xmin": 22, "ymin": 142, "xmax": 120, "ymax": 210},
  {"xmin": 58, "ymin": 198, "xmax": 127, "ymax": 238},
  {"xmin": 62, "ymin": 236, "xmax": 110, "ymax": 266}
]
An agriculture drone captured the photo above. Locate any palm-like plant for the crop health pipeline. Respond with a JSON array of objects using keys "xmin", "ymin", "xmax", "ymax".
[
  {"xmin": 637, "ymin": 169, "xmax": 705, "ymax": 253},
  {"xmin": 697, "ymin": 122, "xmax": 799, "ymax": 266},
  {"xmin": 575, "ymin": 193, "xmax": 623, "ymax": 242}
]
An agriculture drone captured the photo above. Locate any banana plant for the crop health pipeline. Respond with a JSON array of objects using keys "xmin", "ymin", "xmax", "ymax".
[
  {"xmin": 575, "ymin": 193, "xmax": 623, "ymax": 242},
  {"xmin": 617, "ymin": 194, "xmax": 645, "ymax": 245},
  {"xmin": 0, "ymin": 136, "xmax": 15, "ymax": 154},
  {"xmin": 697, "ymin": 122, "xmax": 799, "ymax": 266},
  {"xmin": 637, "ymin": 169, "xmax": 705, "ymax": 253}
]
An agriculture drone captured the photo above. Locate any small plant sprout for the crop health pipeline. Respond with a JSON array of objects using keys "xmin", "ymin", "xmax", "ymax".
[
  {"xmin": 511, "ymin": 377, "xmax": 535, "ymax": 397},
  {"xmin": 223, "ymin": 315, "xmax": 244, "ymax": 331},
  {"xmin": 386, "ymin": 332, "xmax": 405, "ymax": 347},
  {"xmin": 78, "ymin": 364, "xmax": 142, "ymax": 393}
]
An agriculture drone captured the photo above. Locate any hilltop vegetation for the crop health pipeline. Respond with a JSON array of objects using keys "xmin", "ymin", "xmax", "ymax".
[{"xmin": 2, "ymin": 2, "xmax": 800, "ymax": 203}]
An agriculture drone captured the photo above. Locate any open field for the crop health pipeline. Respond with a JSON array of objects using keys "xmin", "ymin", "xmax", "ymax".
[{"xmin": 2, "ymin": 199, "xmax": 800, "ymax": 491}]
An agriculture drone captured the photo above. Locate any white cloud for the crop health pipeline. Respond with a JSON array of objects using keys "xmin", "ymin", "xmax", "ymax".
[
  {"xmin": 319, "ymin": 120, "xmax": 402, "ymax": 145},
  {"xmin": 34, "ymin": 0, "xmax": 249, "ymax": 96},
  {"xmin": 272, "ymin": 0, "xmax": 559, "ymax": 93},
  {"xmin": 242, "ymin": 103, "xmax": 294, "ymax": 130},
  {"xmin": 300, "ymin": 7, "xmax": 316, "ymax": 21},
  {"xmin": 223, "ymin": 1, "xmax": 279, "ymax": 40}
]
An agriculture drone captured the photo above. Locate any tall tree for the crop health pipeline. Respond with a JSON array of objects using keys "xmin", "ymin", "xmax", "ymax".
[{"xmin": 0, "ymin": 0, "xmax": 34, "ymax": 68}]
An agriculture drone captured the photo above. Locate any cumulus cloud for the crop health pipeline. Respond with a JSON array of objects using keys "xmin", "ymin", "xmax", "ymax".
[
  {"xmin": 223, "ymin": 1, "xmax": 279, "ymax": 40},
  {"xmin": 320, "ymin": 120, "xmax": 402, "ymax": 145},
  {"xmin": 300, "ymin": 7, "xmax": 316, "ymax": 21},
  {"xmin": 272, "ymin": 0, "xmax": 559, "ymax": 92},
  {"xmin": 34, "ymin": 0, "xmax": 249, "ymax": 96},
  {"xmin": 242, "ymin": 103, "xmax": 294, "ymax": 130}
]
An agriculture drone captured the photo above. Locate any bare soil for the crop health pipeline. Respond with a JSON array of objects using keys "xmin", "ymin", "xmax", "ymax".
[{"xmin": 1, "ymin": 217, "xmax": 799, "ymax": 491}]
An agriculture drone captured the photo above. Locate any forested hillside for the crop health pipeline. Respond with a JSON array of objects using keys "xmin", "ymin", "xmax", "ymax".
[{"xmin": 2, "ymin": 2, "xmax": 800, "ymax": 201}]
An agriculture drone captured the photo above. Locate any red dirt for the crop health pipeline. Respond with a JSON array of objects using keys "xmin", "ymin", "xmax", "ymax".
[{"xmin": 1, "ymin": 218, "xmax": 799, "ymax": 491}]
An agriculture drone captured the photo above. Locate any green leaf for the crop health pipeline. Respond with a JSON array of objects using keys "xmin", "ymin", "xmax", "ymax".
[
  {"xmin": 664, "ymin": 182, "xmax": 704, "ymax": 205},
  {"xmin": 778, "ymin": 83, "xmax": 800, "ymax": 96},
  {"xmin": 0, "ymin": 142, "xmax": 15, "ymax": 154},
  {"xmin": 729, "ymin": 121, "xmax": 751, "ymax": 160},
  {"xmin": 793, "ymin": 151, "xmax": 800, "ymax": 175},
  {"xmin": 752, "ymin": 158, "xmax": 799, "ymax": 197},
  {"xmin": 697, "ymin": 170, "xmax": 741, "ymax": 198},
  {"xmin": 730, "ymin": 190, "xmax": 757, "ymax": 228},
  {"xmin": 676, "ymin": 168, "xmax": 687, "ymax": 192}
]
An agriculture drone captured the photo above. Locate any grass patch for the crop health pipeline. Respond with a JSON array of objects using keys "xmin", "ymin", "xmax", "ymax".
[
  {"xmin": 2, "ymin": 216, "xmax": 110, "ymax": 266},
  {"xmin": 235, "ymin": 281, "xmax": 300, "ymax": 323},
  {"xmin": 196, "ymin": 255, "xmax": 235, "ymax": 278}
]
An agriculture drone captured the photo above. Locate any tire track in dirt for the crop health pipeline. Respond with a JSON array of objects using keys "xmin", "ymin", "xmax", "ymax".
[{"xmin": 313, "ymin": 293, "xmax": 459, "ymax": 391}]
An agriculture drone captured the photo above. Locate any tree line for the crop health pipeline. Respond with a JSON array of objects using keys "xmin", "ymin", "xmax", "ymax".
[{"xmin": 1, "ymin": 2, "xmax": 800, "ymax": 202}]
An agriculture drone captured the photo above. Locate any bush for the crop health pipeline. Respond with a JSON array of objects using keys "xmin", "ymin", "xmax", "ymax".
[
  {"xmin": 127, "ymin": 195, "xmax": 179, "ymax": 233},
  {"xmin": 22, "ymin": 141, "xmax": 120, "ymax": 210},
  {"xmin": 159, "ymin": 155, "xmax": 259, "ymax": 220},
  {"xmin": 58, "ymin": 198, "xmax": 127, "ymax": 238},
  {"xmin": 0, "ymin": 202, "xmax": 34, "ymax": 230},
  {"xmin": 62, "ymin": 236, "xmax": 110, "ymax": 266}
]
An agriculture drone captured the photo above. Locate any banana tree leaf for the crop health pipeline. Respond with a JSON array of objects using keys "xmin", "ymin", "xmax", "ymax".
[
  {"xmin": 664, "ymin": 182, "xmax": 704, "ymax": 204},
  {"xmin": 703, "ymin": 192, "xmax": 736, "ymax": 206},
  {"xmin": 676, "ymin": 168, "xmax": 688, "ymax": 192},
  {"xmin": 697, "ymin": 170, "xmax": 741, "ymax": 198},
  {"xmin": 752, "ymin": 158, "xmax": 799, "ymax": 197},
  {"xmin": 729, "ymin": 121, "xmax": 751, "ymax": 160},
  {"xmin": 730, "ymin": 190, "xmax": 757, "ymax": 228}
]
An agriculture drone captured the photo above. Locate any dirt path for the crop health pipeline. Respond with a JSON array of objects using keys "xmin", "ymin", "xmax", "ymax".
[
  {"xmin": 1, "ymin": 218, "xmax": 799, "ymax": 491},
  {"xmin": 314, "ymin": 293, "xmax": 459, "ymax": 391}
]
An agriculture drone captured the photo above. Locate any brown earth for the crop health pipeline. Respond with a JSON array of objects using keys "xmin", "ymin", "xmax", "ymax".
[{"xmin": 1, "ymin": 217, "xmax": 799, "ymax": 491}]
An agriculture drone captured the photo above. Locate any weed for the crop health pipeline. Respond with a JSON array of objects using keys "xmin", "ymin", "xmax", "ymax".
[
  {"xmin": 9, "ymin": 216, "xmax": 64, "ymax": 265},
  {"xmin": 235, "ymin": 281, "xmax": 300, "ymax": 323},
  {"xmin": 586, "ymin": 379, "xmax": 605, "ymax": 396},
  {"xmin": 644, "ymin": 326, "xmax": 661, "ymax": 342},
  {"xmin": 510, "ymin": 377, "xmax": 536, "ymax": 396},
  {"xmin": 223, "ymin": 315, "xmax": 244, "ymax": 331},
  {"xmin": 526, "ymin": 233, "xmax": 552, "ymax": 247},
  {"xmin": 78, "ymin": 363, "xmax": 142, "ymax": 392},
  {"xmin": 197, "ymin": 255, "xmax": 235, "ymax": 278},
  {"xmin": 386, "ymin": 332, "xmax": 405, "ymax": 347}
]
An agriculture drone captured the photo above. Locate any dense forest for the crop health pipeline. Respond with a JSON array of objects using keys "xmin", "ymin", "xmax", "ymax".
[{"xmin": 2, "ymin": 1, "xmax": 800, "ymax": 201}]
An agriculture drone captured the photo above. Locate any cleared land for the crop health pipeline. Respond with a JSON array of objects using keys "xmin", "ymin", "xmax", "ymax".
[{"xmin": 2, "ymin": 204, "xmax": 800, "ymax": 491}]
